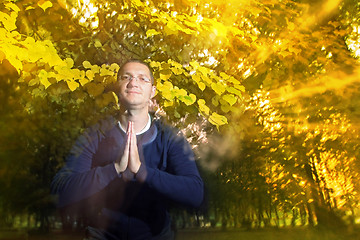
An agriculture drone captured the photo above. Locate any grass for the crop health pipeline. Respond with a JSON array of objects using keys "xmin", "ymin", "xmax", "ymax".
[{"xmin": 1, "ymin": 227, "xmax": 359, "ymax": 240}]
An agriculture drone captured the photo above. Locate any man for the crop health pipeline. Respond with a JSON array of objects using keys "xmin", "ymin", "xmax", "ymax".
[{"xmin": 51, "ymin": 59, "xmax": 204, "ymax": 240}]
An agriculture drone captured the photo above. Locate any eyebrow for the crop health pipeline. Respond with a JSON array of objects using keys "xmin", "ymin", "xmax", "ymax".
[{"xmin": 122, "ymin": 72, "xmax": 149, "ymax": 77}]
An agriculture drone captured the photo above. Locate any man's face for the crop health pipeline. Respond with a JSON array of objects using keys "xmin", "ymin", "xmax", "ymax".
[{"xmin": 116, "ymin": 62, "xmax": 156, "ymax": 110}]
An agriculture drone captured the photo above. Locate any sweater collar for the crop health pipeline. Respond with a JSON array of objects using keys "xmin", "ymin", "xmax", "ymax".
[{"xmin": 116, "ymin": 114, "xmax": 158, "ymax": 146}]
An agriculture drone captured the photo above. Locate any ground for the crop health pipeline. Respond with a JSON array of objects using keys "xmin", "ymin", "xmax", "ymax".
[{"xmin": 1, "ymin": 227, "xmax": 359, "ymax": 240}]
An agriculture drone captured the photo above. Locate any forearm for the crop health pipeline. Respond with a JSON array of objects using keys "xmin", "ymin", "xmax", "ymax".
[
  {"xmin": 51, "ymin": 163, "xmax": 119, "ymax": 207},
  {"xmin": 137, "ymin": 165, "xmax": 204, "ymax": 208}
]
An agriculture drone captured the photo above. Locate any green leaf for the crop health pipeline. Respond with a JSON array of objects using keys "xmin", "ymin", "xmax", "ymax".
[{"xmin": 180, "ymin": 93, "xmax": 196, "ymax": 106}]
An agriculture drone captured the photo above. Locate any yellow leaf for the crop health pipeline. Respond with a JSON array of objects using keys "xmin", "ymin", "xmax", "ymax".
[
  {"xmin": 0, "ymin": 12, "xmax": 17, "ymax": 31},
  {"xmin": 100, "ymin": 67, "xmax": 114, "ymax": 76},
  {"xmin": 25, "ymin": 6, "xmax": 36, "ymax": 10},
  {"xmin": 208, "ymin": 112, "xmax": 228, "ymax": 127},
  {"xmin": 197, "ymin": 99, "xmax": 210, "ymax": 115},
  {"xmin": 39, "ymin": 69, "xmax": 51, "ymax": 89},
  {"xmin": 160, "ymin": 72, "xmax": 172, "ymax": 80},
  {"xmin": 131, "ymin": 0, "xmax": 145, "ymax": 7},
  {"xmin": 150, "ymin": 61, "xmax": 161, "ymax": 69},
  {"xmin": 66, "ymin": 80, "xmax": 79, "ymax": 91},
  {"xmin": 222, "ymin": 94, "xmax": 237, "ymax": 106},
  {"xmin": 100, "ymin": 91, "xmax": 118, "ymax": 106},
  {"xmin": 111, "ymin": 91, "xmax": 119, "ymax": 105},
  {"xmin": 179, "ymin": 93, "xmax": 196, "ymax": 106},
  {"xmin": 94, "ymin": 39, "xmax": 102, "ymax": 48},
  {"xmin": 197, "ymin": 82, "xmax": 206, "ymax": 91},
  {"xmin": 57, "ymin": 0, "xmax": 68, "ymax": 9},
  {"xmin": 91, "ymin": 65, "xmax": 100, "ymax": 73},
  {"xmin": 79, "ymin": 77, "xmax": 89, "ymax": 86},
  {"xmin": 288, "ymin": 22, "xmax": 295, "ymax": 31},
  {"xmin": 212, "ymin": 95, "xmax": 219, "ymax": 107},
  {"xmin": 0, "ymin": 50, "xmax": 5, "ymax": 62},
  {"xmin": 146, "ymin": 29, "xmax": 161, "ymax": 38},
  {"xmin": 6, "ymin": 3, "xmax": 20, "ymax": 13},
  {"xmin": 86, "ymin": 70, "xmax": 95, "ymax": 80},
  {"xmin": 171, "ymin": 67, "xmax": 183, "ymax": 75},
  {"xmin": 234, "ymin": 84, "xmax": 245, "ymax": 92},
  {"xmin": 38, "ymin": 0, "xmax": 53, "ymax": 11},
  {"xmin": 83, "ymin": 61, "xmax": 92, "ymax": 69},
  {"xmin": 211, "ymin": 82, "xmax": 226, "ymax": 95},
  {"xmin": 227, "ymin": 87, "xmax": 242, "ymax": 97},
  {"xmin": 220, "ymin": 72, "xmax": 230, "ymax": 80},
  {"xmin": 7, "ymin": 56, "xmax": 22, "ymax": 73},
  {"xmin": 109, "ymin": 63, "xmax": 119, "ymax": 72},
  {"xmin": 164, "ymin": 100, "xmax": 173, "ymax": 107},
  {"xmin": 65, "ymin": 58, "xmax": 74, "ymax": 68},
  {"xmin": 86, "ymin": 82, "xmax": 104, "ymax": 97}
]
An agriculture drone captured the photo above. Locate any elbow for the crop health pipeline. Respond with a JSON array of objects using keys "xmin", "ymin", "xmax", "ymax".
[{"xmin": 187, "ymin": 179, "xmax": 204, "ymax": 208}]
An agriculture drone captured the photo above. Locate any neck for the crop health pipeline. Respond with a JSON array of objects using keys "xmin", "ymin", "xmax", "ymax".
[{"xmin": 118, "ymin": 108, "xmax": 150, "ymax": 134}]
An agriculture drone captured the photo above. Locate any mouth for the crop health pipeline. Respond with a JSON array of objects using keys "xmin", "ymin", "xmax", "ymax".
[{"xmin": 126, "ymin": 90, "xmax": 141, "ymax": 94}]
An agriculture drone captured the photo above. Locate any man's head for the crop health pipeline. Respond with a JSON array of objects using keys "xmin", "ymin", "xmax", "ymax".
[
  {"xmin": 117, "ymin": 59, "xmax": 154, "ymax": 84},
  {"xmin": 115, "ymin": 59, "xmax": 156, "ymax": 111}
]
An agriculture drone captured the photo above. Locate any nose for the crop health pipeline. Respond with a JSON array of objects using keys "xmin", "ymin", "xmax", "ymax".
[{"xmin": 127, "ymin": 77, "xmax": 139, "ymax": 87}]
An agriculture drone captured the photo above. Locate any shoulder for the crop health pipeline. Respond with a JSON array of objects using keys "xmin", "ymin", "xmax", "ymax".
[
  {"xmin": 83, "ymin": 116, "xmax": 118, "ymax": 138},
  {"xmin": 152, "ymin": 117, "xmax": 188, "ymax": 145}
]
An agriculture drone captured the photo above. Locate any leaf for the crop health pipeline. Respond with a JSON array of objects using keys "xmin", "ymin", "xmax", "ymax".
[
  {"xmin": 65, "ymin": 58, "xmax": 74, "ymax": 68},
  {"xmin": 211, "ymin": 82, "xmax": 226, "ymax": 95},
  {"xmin": 86, "ymin": 70, "xmax": 95, "ymax": 80},
  {"xmin": 7, "ymin": 56, "xmax": 22, "ymax": 73},
  {"xmin": 0, "ymin": 12, "xmax": 17, "ymax": 31},
  {"xmin": 94, "ymin": 39, "xmax": 102, "ymax": 48},
  {"xmin": 164, "ymin": 100, "xmax": 173, "ymax": 107},
  {"xmin": 146, "ymin": 29, "xmax": 161, "ymax": 38},
  {"xmin": 197, "ymin": 82, "xmax": 206, "ymax": 91},
  {"xmin": 86, "ymin": 82, "xmax": 104, "ymax": 97},
  {"xmin": 160, "ymin": 72, "xmax": 172, "ymax": 80},
  {"xmin": 180, "ymin": 93, "xmax": 196, "ymax": 106},
  {"xmin": 198, "ymin": 99, "xmax": 210, "ymax": 115},
  {"xmin": 222, "ymin": 94, "xmax": 237, "ymax": 106},
  {"xmin": 83, "ymin": 61, "xmax": 92, "ymax": 69},
  {"xmin": 227, "ymin": 87, "xmax": 242, "ymax": 97},
  {"xmin": 66, "ymin": 80, "xmax": 79, "ymax": 91},
  {"xmin": 38, "ymin": 0, "xmax": 53, "ymax": 11},
  {"xmin": 208, "ymin": 112, "xmax": 228, "ymax": 127},
  {"xmin": 5, "ymin": 3, "xmax": 20, "ymax": 13},
  {"xmin": 100, "ymin": 67, "xmax": 114, "ymax": 76},
  {"xmin": 39, "ymin": 69, "xmax": 51, "ymax": 89}
]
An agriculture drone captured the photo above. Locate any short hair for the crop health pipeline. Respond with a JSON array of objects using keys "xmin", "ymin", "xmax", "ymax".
[{"xmin": 117, "ymin": 59, "xmax": 154, "ymax": 83}]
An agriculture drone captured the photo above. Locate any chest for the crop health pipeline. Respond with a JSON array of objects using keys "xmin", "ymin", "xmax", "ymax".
[{"xmin": 91, "ymin": 131, "xmax": 167, "ymax": 170}]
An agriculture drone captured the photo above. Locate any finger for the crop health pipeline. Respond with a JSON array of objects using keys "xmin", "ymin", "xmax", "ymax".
[{"xmin": 126, "ymin": 121, "xmax": 131, "ymax": 134}]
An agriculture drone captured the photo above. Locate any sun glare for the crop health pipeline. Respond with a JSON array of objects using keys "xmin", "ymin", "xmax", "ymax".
[
  {"xmin": 71, "ymin": 0, "xmax": 99, "ymax": 29},
  {"xmin": 346, "ymin": 24, "xmax": 360, "ymax": 58}
]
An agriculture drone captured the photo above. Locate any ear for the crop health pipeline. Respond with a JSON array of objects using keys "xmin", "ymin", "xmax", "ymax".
[{"xmin": 150, "ymin": 85, "xmax": 156, "ymax": 99}]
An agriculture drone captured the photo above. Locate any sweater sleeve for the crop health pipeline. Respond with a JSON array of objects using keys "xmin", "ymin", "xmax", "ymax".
[
  {"xmin": 136, "ymin": 128, "xmax": 204, "ymax": 208},
  {"xmin": 51, "ymin": 124, "xmax": 119, "ymax": 208}
]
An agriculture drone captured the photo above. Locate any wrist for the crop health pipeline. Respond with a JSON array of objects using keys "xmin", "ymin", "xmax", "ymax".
[{"xmin": 114, "ymin": 162, "xmax": 126, "ymax": 174}]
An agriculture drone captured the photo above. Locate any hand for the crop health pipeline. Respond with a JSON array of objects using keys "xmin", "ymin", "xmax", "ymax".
[
  {"xmin": 127, "ymin": 121, "xmax": 141, "ymax": 174},
  {"xmin": 114, "ymin": 121, "xmax": 141, "ymax": 174}
]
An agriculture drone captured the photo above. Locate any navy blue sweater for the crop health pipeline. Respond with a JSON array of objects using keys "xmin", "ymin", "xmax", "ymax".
[{"xmin": 51, "ymin": 116, "xmax": 204, "ymax": 239}]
